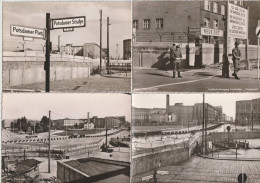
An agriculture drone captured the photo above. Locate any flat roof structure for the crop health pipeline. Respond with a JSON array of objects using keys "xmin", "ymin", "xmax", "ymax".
[{"xmin": 57, "ymin": 157, "xmax": 130, "ymax": 183}]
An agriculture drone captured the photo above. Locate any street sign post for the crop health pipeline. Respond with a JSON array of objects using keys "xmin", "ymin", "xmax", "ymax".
[
  {"xmin": 44, "ymin": 14, "xmax": 86, "ymax": 92},
  {"xmin": 10, "ymin": 25, "xmax": 46, "ymax": 39},
  {"xmin": 51, "ymin": 16, "xmax": 86, "ymax": 29},
  {"xmin": 256, "ymin": 23, "xmax": 260, "ymax": 79}
]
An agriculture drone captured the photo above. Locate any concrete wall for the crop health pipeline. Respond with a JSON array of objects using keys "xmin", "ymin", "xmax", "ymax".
[
  {"xmin": 2, "ymin": 51, "xmax": 106, "ymax": 87},
  {"xmin": 209, "ymin": 131, "xmax": 260, "ymax": 140},
  {"xmin": 133, "ymin": 42, "xmax": 258, "ymax": 68},
  {"xmin": 132, "ymin": 134, "xmax": 201, "ymax": 176}
]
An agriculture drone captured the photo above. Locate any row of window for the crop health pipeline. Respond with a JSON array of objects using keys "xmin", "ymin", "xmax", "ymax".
[
  {"xmin": 133, "ymin": 18, "xmax": 163, "ymax": 30},
  {"xmin": 204, "ymin": 1, "xmax": 244, "ymax": 15},
  {"xmin": 204, "ymin": 18, "xmax": 219, "ymax": 29}
]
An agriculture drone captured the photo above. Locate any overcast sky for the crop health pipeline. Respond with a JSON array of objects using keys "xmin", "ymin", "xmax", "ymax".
[
  {"xmin": 2, "ymin": 94, "xmax": 131, "ymax": 121},
  {"xmin": 132, "ymin": 93, "xmax": 260, "ymax": 118},
  {"xmin": 3, "ymin": 1, "xmax": 131, "ymax": 57}
]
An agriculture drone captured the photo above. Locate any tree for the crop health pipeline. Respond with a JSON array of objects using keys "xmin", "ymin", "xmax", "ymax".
[
  {"xmin": 40, "ymin": 116, "xmax": 50, "ymax": 132},
  {"xmin": 20, "ymin": 116, "xmax": 29, "ymax": 132}
]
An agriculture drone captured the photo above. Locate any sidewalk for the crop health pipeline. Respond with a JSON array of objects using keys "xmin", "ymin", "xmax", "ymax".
[{"xmin": 5, "ymin": 74, "xmax": 131, "ymax": 93}]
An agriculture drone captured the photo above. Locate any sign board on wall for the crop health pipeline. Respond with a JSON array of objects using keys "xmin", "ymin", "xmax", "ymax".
[
  {"xmin": 52, "ymin": 16, "xmax": 86, "ymax": 29},
  {"xmin": 227, "ymin": 2, "xmax": 248, "ymax": 55},
  {"xmin": 10, "ymin": 25, "xmax": 46, "ymax": 39},
  {"xmin": 201, "ymin": 28, "xmax": 223, "ymax": 37}
]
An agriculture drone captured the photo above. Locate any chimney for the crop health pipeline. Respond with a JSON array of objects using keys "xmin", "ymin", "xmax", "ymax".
[
  {"xmin": 166, "ymin": 94, "xmax": 169, "ymax": 115},
  {"xmin": 88, "ymin": 112, "xmax": 90, "ymax": 123}
]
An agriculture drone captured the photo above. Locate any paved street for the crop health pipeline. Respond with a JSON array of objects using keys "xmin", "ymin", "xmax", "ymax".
[
  {"xmin": 133, "ymin": 67, "xmax": 260, "ymax": 92},
  {"xmin": 4, "ymin": 74, "xmax": 131, "ymax": 93},
  {"xmin": 132, "ymin": 156, "xmax": 260, "ymax": 183}
]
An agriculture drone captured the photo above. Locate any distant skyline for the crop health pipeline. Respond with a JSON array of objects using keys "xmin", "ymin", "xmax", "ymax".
[
  {"xmin": 2, "ymin": 94, "xmax": 131, "ymax": 122},
  {"xmin": 3, "ymin": 1, "xmax": 131, "ymax": 57},
  {"xmin": 132, "ymin": 94, "xmax": 260, "ymax": 118}
]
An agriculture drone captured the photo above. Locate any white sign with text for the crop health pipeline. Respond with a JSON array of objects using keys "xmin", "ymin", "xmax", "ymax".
[
  {"xmin": 201, "ymin": 28, "xmax": 223, "ymax": 37},
  {"xmin": 52, "ymin": 16, "xmax": 86, "ymax": 29},
  {"xmin": 10, "ymin": 25, "xmax": 45, "ymax": 39}
]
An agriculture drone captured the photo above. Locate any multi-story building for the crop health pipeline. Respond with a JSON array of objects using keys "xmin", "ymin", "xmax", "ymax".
[
  {"xmin": 236, "ymin": 98, "xmax": 260, "ymax": 125},
  {"xmin": 132, "ymin": 107, "xmax": 166, "ymax": 124},
  {"xmin": 214, "ymin": 106, "xmax": 223, "ymax": 122},
  {"xmin": 123, "ymin": 39, "xmax": 131, "ymax": 60},
  {"xmin": 193, "ymin": 103, "xmax": 217, "ymax": 125},
  {"xmin": 133, "ymin": 1, "xmax": 257, "ymax": 67},
  {"xmin": 132, "ymin": 103, "xmax": 218, "ymax": 126},
  {"xmin": 168, "ymin": 103, "xmax": 194, "ymax": 126},
  {"xmin": 53, "ymin": 119, "xmax": 86, "ymax": 129}
]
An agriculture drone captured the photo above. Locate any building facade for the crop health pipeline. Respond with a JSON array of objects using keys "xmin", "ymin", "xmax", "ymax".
[
  {"xmin": 236, "ymin": 98, "xmax": 260, "ymax": 125},
  {"xmin": 123, "ymin": 39, "xmax": 131, "ymax": 60},
  {"xmin": 132, "ymin": 1, "xmax": 257, "ymax": 67}
]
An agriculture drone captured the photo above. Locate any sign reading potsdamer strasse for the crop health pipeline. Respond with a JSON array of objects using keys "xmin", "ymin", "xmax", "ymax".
[
  {"xmin": 201, "ymin": 27, "xmax": 223, "ymax": 37},
  {"xmin": 52, "ymin": 16, "xmax": 86, "ymax": 29},
  {"xmin": 10, "ymin": 25, "xmax": 46, "ymax": 39}
]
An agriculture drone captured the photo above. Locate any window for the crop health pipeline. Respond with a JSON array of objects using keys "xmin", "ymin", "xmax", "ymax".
[
  {"xmin": 143, "ymin": 19, "xmax": 150, "ymax": 29},
  {"xmin": 213, "ymin": 19, "xmax": 218, "ymax": 29},
  {"xmin": 221, "ymin": 5, "xmax": 225, "ymax": 15},
  {"xmin": 133, "ymin": 20, "xmax": 138, "ymax": 29},
  {"xmin": 156, "ymin": 18, "xmax": 163, "ymax": 29},
  {"xmin": 204, "ymin": 17, "xmax": 210, "ymax": 27},
  {"xmin": 204, "ymin": 0, "xmax": 211, "ymax": 11},
  {"xmin": 213, "ymin": 2, "xmax": 218, "ymax": 13}
]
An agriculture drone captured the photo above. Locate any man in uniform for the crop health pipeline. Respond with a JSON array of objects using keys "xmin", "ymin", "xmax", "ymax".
[
  {"xmin": 172, "ymin": 44, "xmax": 183, "ymax": 78},
  {"xmin": 232, "ymin": 41, "xmax": 241, "ymax": 80}
]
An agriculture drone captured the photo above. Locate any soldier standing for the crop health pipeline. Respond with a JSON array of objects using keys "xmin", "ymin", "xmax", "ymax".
[
  {"xmin": 232, "ymin": 42, "xmax": 241, "ymax": 80},
  {"xmin": 172, "ymin": 45, "xmax": 183, "ymax": 78}
]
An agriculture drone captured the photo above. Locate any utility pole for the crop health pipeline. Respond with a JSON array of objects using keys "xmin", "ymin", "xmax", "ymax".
[
  {"xmin": 107, "ymin": 17, "xmax": 110, "ymax": 74},
  {"xmin": 251, "ymin": 103, "xmax": 254, "ymax": 130},
  {"xmin": 205, "ymin": 104, "xmax": 208, "ymax": 155},
  {"xmin": 45, "ymin": 13, "xmax": 51, "ymax": 92},
  {"xmin": 105, "ymin": 120, "xmax": 108, "ymax": 150},
  {"xmin": 99, "ymin": 10, "xmax": 102, "ymax": 74},
  {"xmin": 223, "ymin": 1, "xmax": 229, "ymax": 77},
  {"xmin": 202, "ymin": 94, "xmax": 205, "ymax": 154},
  {"xmin": 48, "ymin": 110, "xmax": 51, "ymax": 173},
  {"xmin": 58, "ymin": 35, "xmax": 61, "ymax": 53},
  {"xmin": 116, "ymin": 44, "xmax": 119, "ymax": 60}
]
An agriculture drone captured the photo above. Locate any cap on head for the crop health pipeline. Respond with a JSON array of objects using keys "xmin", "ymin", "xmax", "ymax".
[
  {"xmin": 235, "ymin": 41, "xmax": 240, "ymax": 46},
  {"xmin": 176, "ymin": 45, "xmax": 180, "ymax": 48},
  {"xmin": 173, "ymin": 43, "xmax": 176, "ymax": 47}
]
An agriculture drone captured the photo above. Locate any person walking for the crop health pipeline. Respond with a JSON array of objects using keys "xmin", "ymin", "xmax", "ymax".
[
  {"xmin": 172, "ymin": 44, "xmax": 183, "ymax": 78},
  {"xmin": 232, "ymin": 41, "xmax": 241, "ymax": 80}
]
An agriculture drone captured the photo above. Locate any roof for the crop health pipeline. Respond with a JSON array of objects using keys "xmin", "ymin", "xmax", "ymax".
[
  {"xmin": 63, "ymin": 158, "xmax": 130, "ymax": 183},
  {"xmin": 15, "ymin": 159, "xmax": 41, "ymax": 172}
]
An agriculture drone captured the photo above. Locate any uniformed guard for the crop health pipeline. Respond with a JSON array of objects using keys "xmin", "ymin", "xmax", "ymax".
[
  {"xmin": 168, "ymin": 43, "xmax": 175, "ymax": 76},
  {"xmin": 172, "ymin": 44, "xmax": 183, "ymax": 78},
  {"xmin": 232, "ymin": 41, "xmax": 241, "ymax": 80}
]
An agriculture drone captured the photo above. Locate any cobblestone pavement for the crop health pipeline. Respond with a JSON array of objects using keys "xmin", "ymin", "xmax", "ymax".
[
  {"xmin": 132, "ymin": 156, "xmax": 260, "ymax": 183},
  {"xmin": 8, "ymin": 75, "xmax": 131, "ymax": 93}
]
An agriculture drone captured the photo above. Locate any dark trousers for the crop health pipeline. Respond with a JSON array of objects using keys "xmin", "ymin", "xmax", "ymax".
[
  {"xmin": 233, "ymin": 59, "xmax": 240, "ymax": 75},
  {"xmin": 173, "ymin": 61, "xmax": 181, "ymax": 74}
]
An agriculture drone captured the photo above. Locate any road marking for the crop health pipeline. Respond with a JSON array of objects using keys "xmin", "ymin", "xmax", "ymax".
[{"xmin": 135, "ymin": 74, "xmax": 219, "ymax": 91}]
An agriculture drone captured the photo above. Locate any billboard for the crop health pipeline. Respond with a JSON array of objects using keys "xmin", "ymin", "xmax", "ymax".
[{"xmin": 227, "ymin": 2, "xmax": 248, "ymax": 55}]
